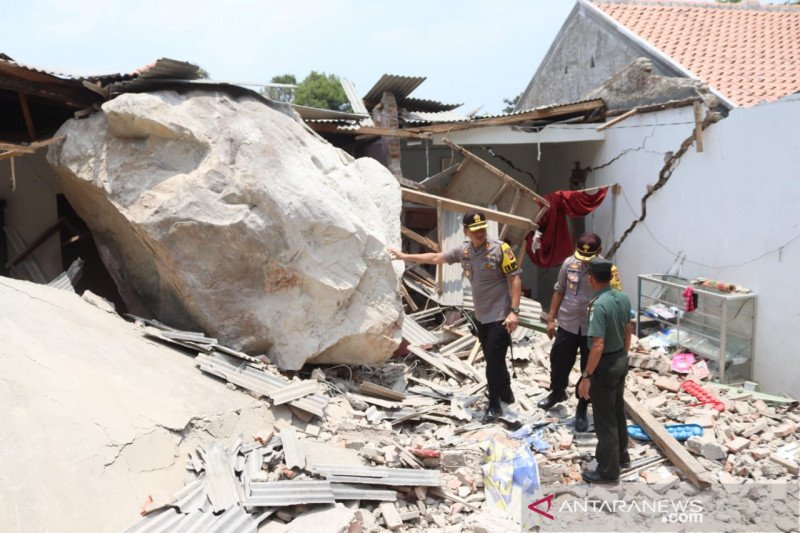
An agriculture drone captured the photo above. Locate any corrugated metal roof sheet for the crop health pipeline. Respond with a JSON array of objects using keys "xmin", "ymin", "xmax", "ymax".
[
  {"xmin": 402, "ymin": 110, "xmax": 470, "ymax": 124},
  {"xmin": 292, "ymin": 105, "xmax": 369, "ymax": 121},
  {"xmin": 134, "ymin": 58, "xmax": 201, "ymax": 79},
  {"xmin": 312, "ymin": 464, "xmax": 441, "ymax": 487},
  {"xmin": 244, "ymin": 480, "xmax": 336, "ymax": 507},
  {"xmin": 196, "ymin": 353, "xmax": 329, "ymax": 417},
  {"xmin": 204, "ymin": 441, "xmax": 241, "ymax": 513},
  {"xmin": 401, "ymin": 97, "xmax": 462, "ymax": 113},
  {"xmin": 174, "ymin": 476, "xmax": 210, "ymax": 513},
  {"xmin": 363, "ymin": 74, "xmax": 425, "ymax": 105},
  {"xmin": 125, "ymin": 506, "xmax": 256, "ymax": 533},
  {"xmin": 340, "ymin": 77, "xmax": 369, "ymax": 114},
  {"xmin": 401, "ymin": 315, "xmax": 439, "ymax": 347},
  {"xmin": 330, "ymin": 483, "xmax": 398, "ymax": 502},
  {"xmin": 495, "ymin": 98, "xmax": 605, "ymax": 120}
]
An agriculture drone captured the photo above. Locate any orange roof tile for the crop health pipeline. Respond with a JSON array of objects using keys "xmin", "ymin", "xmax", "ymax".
[{"xmin": 593, "ymin": 1, "xmax": 800, "ymax": 106}]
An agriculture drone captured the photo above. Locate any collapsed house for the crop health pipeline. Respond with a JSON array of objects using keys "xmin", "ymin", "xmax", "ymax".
[{"xmin": 2, "ymin": 0, "xmax": 800, "ymax": 527}]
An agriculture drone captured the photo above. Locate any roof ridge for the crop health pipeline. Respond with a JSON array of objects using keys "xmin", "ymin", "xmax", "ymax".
[{"xmin": 592, "ymin": 0, "xmax": 800, "ymax": 12}]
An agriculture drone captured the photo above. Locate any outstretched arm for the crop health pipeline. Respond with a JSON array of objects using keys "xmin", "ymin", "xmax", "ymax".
[{"xmin": 388, "ymin": 248, "xmax": 446, "ymax": 265}]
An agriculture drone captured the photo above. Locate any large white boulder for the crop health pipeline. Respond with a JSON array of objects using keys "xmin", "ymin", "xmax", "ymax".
[{"xmin": 47, "ymin": 91, "xmax": 403, "ymax": 369}]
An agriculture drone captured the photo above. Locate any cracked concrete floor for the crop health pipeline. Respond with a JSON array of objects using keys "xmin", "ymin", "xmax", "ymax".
[{"xmin": 0, "ymin": 277, "xmax": 278, "ymax": 532}]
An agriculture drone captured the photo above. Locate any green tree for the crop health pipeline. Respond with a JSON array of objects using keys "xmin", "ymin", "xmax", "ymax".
[
  {"xmin": 294, "ymin": 71, "xmax": 350, "ymax": 111},
  {"xmin": 197, "ymin": 67, "xmax": 210, "ymax": 79},
  {"xmin": 263, "ymin": 74, "xmax": 297, "ymax": 103},
  {"xmin": 502, "ymin": 93, "xmax": 521, "ymax": 114}
]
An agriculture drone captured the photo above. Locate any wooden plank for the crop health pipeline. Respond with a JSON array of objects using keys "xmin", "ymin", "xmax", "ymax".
[
  {"xmin": 405, "ymin": 99, "xmax": 606, "ymax": 134},
  {"xmin": 442, "ymin": 138, "xmax": 544, "ymax": 207},
  {"xmin": 399, "ymin": 284, "xmax": 418, "ymax": 312},
  {"xmin": 0, "ymin": 76, "xmax": 98, "ymax": 108},
  {"xmin": 624, "ymin": 392, "xmax": 713, "ymax": 488},
  {"xmin": 18, "ymin": 93, "xmax": 36, "ymax": 141},
  {"xmin": 402, "ymin": 188, "xmax": 536, "ymax": 231},
  {"xmin": 81, "ymin": 80, "xmax": 110, "ymax": 99},
  {"xmin": 499, "ymin": 188, "xmax": 521, "ymax": 240},
  {"xmin": 359, "ymin": 381, "xmax": 407, "ymax": 402},
  {"xmin": 400, "ymin": 226, "xmax": 439, "ymax": 252},
  {"xmin": 5, "ymin": 217, "xmax": 66, "ymax": 268},
  {"xmin": 467, "ymin": 339, "xmax": 483, "ymax": 366},
  {"xmin": 407, "ymin": 345, "xmax": 459, "ymax": 381},
  {"xmin": 596, "ymin": 108, "xmax": 638, "ymax": 132},
  {"xmin": 693, "ymin": 101, "xmax": 704, "ymax": 153},
  {"xmin": 435, "ymin": 200, "xmax": 444, "ymax": 295},
  {"xmin": 489, "ymin": 182, "xmax": 510, "ymax": 205}
]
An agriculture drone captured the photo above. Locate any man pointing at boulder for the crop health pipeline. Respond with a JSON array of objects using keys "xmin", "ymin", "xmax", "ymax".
[{"xmin": 389, "ymin": 212, "xmax": 522, "ymax": 420}]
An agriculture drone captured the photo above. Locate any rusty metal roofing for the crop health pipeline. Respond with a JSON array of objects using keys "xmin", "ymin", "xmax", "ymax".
[{"xmin": 363, "ymin": 74, "xmax": 426, "ymax": 105}]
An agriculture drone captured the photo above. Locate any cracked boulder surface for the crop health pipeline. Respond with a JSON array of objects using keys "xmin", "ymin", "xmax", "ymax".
[
  {"xmin": 46, "ymin": 90, "xmax": 404, "ymax": 370},
  {"xmin": 0, "ymin": 276, "xmax": 281, "ymax": 533}
]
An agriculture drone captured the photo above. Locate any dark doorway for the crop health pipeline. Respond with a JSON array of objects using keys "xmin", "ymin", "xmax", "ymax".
[{"xmin": 57, "ymin": 194, "xmax": 127, "ymax": 313}]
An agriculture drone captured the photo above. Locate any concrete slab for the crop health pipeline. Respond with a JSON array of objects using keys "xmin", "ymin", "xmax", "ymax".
[{"xmin": 0, "ymin": 276, "xmax": 262, "ymax": 532}]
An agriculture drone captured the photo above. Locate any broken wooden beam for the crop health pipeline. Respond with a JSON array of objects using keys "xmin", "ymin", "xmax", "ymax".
[
  {"xmin": 359, "ymin": 381, "xmax": 407, "ymax": 402},
  {"xmin": 624, "ymin": 391, "xmax": 713, "ymax": 489},
  {"xmin": 401, "ymin": 188, "xmax": 536, "ymax": 231},
  {"xmin": 18, "ymin": 93, "xmax": 36, "ymax": 141},
  {"xmin": 407, "ymin": 345, "xmax": 460, "ymax": 381},
  {"xmin": 693, "ymin": 101, "xmax": 704, "ymax": 153},
  {"xmin": 406, "ymin": 99, "xmax": 606, "ymax": 134},
  {"xmin": 596, "ymin": 108, "xmax": 638, "ymax": 132},
  {"xmin": 400, "ymin": 226, "xmax": 439, "ymax": 252},
  {"xmin": 5, "ymin": 217, "xmax": 66, "ymax": 268}
]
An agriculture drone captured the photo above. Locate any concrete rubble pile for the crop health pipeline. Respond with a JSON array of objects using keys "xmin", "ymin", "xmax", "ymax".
[
  {"xmin": 46, "ymin": 90, "xmax": 404, "ymax": 370},
  {"xmin": 124, "ymin": 277, "xmax": 798, "ymax": 532}
]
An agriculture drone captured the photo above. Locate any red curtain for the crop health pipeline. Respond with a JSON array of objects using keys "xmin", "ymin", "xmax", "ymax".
[{"xmin": 526, "ymin": 188, "xmax": 609, "ymax": 268}]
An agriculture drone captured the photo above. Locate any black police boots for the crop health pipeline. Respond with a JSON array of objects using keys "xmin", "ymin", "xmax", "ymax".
[
  {"xmin": 574, "ymin": 399, "xmax": 589, "ymax": 432},
  {"xmin": 537, "ymin": 391, "xmax": 567, "ymax": 410}
]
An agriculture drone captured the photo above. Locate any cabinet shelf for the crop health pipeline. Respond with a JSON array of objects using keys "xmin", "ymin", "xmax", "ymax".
[{"xmin": 637, "ymin": 274, "xmax": 757, "ymax": 384}]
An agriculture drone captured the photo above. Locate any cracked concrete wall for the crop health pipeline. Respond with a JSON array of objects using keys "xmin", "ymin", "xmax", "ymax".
[
  {"xmin": 0, "ymin": 276, "xmax": 284, "ymax": 532},
  {"xmin": 555, "ymin": 97, "xmax": 800, "ymax": 398}
]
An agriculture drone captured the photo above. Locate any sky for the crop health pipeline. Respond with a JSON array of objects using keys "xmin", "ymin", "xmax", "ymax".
[{"xmin": 3, "ymin": 0, "xmax": 578, "ymax": 114}]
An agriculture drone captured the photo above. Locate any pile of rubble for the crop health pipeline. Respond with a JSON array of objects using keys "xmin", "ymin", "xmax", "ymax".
[{"xmin": 122, "ymin": 285, "xmax": 798, "ymax": 532}]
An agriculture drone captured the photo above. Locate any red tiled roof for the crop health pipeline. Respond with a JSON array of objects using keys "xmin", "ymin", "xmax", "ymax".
[{"xmin": 593, "ymin": 1, "xmax": 800, "ymax": 107}]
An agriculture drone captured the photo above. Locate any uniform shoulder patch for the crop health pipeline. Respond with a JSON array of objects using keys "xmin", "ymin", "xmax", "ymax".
[
  {"xmin": 611, "ymin": 264, "xmax": 622, "ymax": 291},
  {"xmin": 500, "ymin": 242, "xmax": 519, "ymax": 274}
]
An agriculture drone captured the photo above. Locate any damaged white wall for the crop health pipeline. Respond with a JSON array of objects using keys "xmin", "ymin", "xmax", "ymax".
[
  {"xmin": 0, "ymin": 151, "xmax": 63, "ymax": 281},
  {"xmin": 575, "ymin": 95, "xmax": 800, "ymax": 398}
]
